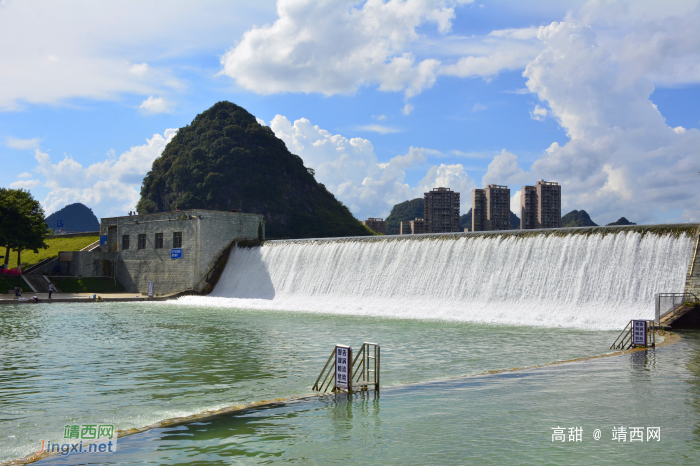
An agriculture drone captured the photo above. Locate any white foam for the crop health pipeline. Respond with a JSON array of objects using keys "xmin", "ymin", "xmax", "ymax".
[{"xmin": 176, "ymin": 231, "xmax": 695, "ymax": 330}]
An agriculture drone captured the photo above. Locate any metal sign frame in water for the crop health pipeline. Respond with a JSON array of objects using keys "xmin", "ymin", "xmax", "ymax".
[
  {"xmin": 632, "ymin": 320, "xmax": 647, "ymax": 346},
  {"xmin": 313, "ymin": 343, "xmax": 380, "ymax": 393}
]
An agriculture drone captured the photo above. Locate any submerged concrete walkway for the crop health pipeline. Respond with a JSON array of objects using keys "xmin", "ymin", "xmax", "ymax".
[{"xmin": 0, "ymin": 291, "xmax": 188, "ymax": 305}]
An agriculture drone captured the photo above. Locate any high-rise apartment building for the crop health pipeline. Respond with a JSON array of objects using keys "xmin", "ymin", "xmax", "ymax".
[
  {"xmin": 400, "ymin": 218, "xmax": 428, "ymax": 235},
  {"xmin": 361, "ymin": 218, "xmax": 386, "ymax": 234},
  {"xmin": 424, "ymin": 188, "xmax": 461, "ymax": 233},
  {"xmin": 472, "ymin": 189, "xmax": 486, "ymax": 232},
  {"xmin": 520, "ymin": 180, "xmax": 561, "ymax": 229},
  {"xmin": 472, "ymin": 185, "xmax": 510, "ymax": 231}
]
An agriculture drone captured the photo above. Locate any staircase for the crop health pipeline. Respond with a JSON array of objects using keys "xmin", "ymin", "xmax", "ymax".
[{"xmin": 22, "ymin": 275, "xmax": 50, "ymax": 293}]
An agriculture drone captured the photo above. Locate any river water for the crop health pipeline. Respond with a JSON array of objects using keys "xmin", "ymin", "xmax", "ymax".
[{"xmin": 1, "ymin": 228, "xmax": 697, "ymax": 464}]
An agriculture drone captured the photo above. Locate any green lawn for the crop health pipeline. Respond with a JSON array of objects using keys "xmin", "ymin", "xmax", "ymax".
[
  {"xmin": 0, "ymin": 276, "xmax": 28, "ymax": 294},
  {"xmin": 2, "ymin": 235, "xmax": 99, "ymax": 269},
  {"xmin": 53, "ymin": 277, "xmax": 125, "ymax": 293}
]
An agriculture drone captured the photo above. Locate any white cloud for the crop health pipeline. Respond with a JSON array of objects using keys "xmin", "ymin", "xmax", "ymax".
[
  {"xmin": 515, "ymin": 16, "xmax": 700, "ymax": 223},
  {"xmin": 0, "ymin": 1, "xmax": 273, "ymax": 110},
  {"xmin": 472, "ymin": 102, "xmax": 486, "ymax": 112},
  {"xmin": 530, "ymin": 105, "xmax": 547, "ymax": 121},
  {"xmin": 5, "ymin": 136, "xmax": 40, "ymax": 149},
  {"xmin": 357, "ymin": 124, "xmax": 401, "ymax": 134},
  {"xmin": 270, "ymin": 114, "xmax": 475, "ymax": 217},
  {"xmin": 139, "ymin": 96, "xmax": 172, "ymax": 114},
  {"xmin": 372, "ymin": 114, "xmax": 387, "ymax": 121},
  {"xmin": 220, "ymin": 0, "xmax": 489, "ymax": 102},
  {"xmin": 255, "ymin": 117, "xmax": 267, "ymax": 126},
  {"xmin": 402, "ymin": 103, "xmax": 415, "ymax": 115},
  {"xmin": 416, "ymin": 163, "xmax": 477, "ymax": 212},
  {"xmin": 481, "ymin": 149, "xmax": 530, "ymax": 188},
  {"xmin": 31, "ymin": 129, "xmax": 177, "ymax": 216},
  {"xmin": 9, "ymin": 179, "xmax": 39, "ymax": 189},
  {"xmin": 17, "ymin": 172, "xmax": 32, "ymax": 178}
]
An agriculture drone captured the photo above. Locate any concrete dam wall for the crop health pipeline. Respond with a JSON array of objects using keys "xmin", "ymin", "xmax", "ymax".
[{"xmin": 190, "ymin": 224, "xmax": 700, "ymax": 330}]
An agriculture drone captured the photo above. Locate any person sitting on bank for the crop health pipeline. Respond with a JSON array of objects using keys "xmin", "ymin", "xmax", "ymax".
[
  {"xmin": 48, "ymin": 282, "xmax": 54, "ymax": 299},
  {"xmin": 32, "ymin": 296, "xmax": 40, "ymax": 303}
]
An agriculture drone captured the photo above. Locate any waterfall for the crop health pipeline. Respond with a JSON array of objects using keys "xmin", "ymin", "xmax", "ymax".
[{"xmin": 182, "ymin": 229, "xmax": 695, "ymax": 330}]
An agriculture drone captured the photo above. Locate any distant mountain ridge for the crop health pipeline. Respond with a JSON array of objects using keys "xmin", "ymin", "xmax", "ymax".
[
  {"xmin": 45, "ymin": 203, "xmax": 100, "ymax": 232},
  {"xmin": 606, "ymin": 217, "xmax": 636, "ymax": 226},
  {"xmin": 561, "ymin": 210, "xmax": 598, "ymax": 227}
]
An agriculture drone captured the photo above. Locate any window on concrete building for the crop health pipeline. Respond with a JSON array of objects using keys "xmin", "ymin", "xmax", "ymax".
[
  {"xmin": 155, "ymin": 233, "xmax": 164, "ymax": 249},
  {"xmin": 173, "ymin": 232, "xmax": 182, "ymax": 248},
  {"xmin": 122, "ymin": 235, "xmax": 129, "ymax": 250},
  {"xmin": 138, "ymin": 234, "xmax": 146, "ymax": 250}
]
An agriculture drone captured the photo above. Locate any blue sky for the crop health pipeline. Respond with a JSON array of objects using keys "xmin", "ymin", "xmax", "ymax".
[{"xmin": 1, "ymin": 0, "xmax": 698, "ymax": 226}]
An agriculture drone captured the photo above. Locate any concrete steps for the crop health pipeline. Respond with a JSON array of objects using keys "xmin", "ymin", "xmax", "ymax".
[{"xmin": 22, "ymin": 275, "xmax": 50, "ymax": 293}]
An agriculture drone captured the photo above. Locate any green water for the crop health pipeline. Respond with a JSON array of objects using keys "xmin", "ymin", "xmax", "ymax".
[
  {"xmin": 32, "ymin": 333, "xmax": 700, "ymax": 465},
  {"xmin": 0, "ymin": 302, "xmax": 618, "ymax": 462}
]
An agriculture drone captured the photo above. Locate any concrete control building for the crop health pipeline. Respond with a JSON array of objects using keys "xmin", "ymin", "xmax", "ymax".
[
  {"xmin": 51, "ymin": 210, "xmax": 264, "ymax": 295},
  {"xmin": 472, "ymin": 185, "xmax": 510, "ymax": 231},
  {"xmin": 362, "ymin": 218, "xmax": 387, "ymax": 235},
  {"xmin": 424, "ymin": 188, "xmax": 461, "ymax": 233},
  {"xmin": 520, "ymin": 180, "xmax": 561, "ymax": 229}
]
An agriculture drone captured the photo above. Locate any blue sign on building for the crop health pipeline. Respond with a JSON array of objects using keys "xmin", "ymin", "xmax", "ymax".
[
  {"xmin": 57, "ymin": 219, "xmax": 64, "ymax": 228},
  {"xmin": 171, "ymin": 248, "xmax": 183, "ymax": 259},
  {"xmin": 99, "ymin": 235, "xmax": 107, "ymax": 246}
]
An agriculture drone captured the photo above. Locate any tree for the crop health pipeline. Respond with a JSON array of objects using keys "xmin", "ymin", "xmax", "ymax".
[{"xmin": 0, "ymin": 188, "xmax": 50, "ymax": 270}]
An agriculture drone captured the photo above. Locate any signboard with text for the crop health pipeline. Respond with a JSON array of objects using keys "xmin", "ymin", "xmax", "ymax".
[
  {"xmin": 171, "ymin": 248, "xmax": 182, "ymax": 259},
  {"xmin": 632, "ymin": 320, "xmax": 647, "ymax": 346},
  {"xmin": 147, "ymin": 282, "xmax": 154, "ymax": 298},
  {"xmin": 99, "ymin": 235, "xmax": 107, "ymax": 246},
  {"xmin": 335, "ymin": 345, "xmax": 352, "ymax": 390}
]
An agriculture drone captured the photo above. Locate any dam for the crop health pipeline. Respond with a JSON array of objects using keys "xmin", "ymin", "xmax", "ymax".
[{"xmin": 195, "ymin": 224, "xmax": 700, "ymax": 330}]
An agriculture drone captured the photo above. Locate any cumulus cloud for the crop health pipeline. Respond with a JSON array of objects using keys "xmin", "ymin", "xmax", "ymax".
[
  {"xmin": 5, "ymin": 136, "xmax": 40, "ymax": 149},
  {"xmin": 270, "ymin": 114, "xmax": 475, "ymax": 217},
  {"xmin": 220, "ymin": 0, "xmax": 462, "ymax": 99},
  {"xmin": 139, "ymin": 96, "xmax": 172, "ymax": 114},
  {"xmin": 17, "ymin": 172, "xmax": 32, "ymax": 178},
  {"xmin": 31, "ymin": 129, "xmax": 177, "ymax": 216},
  {"xmin": 498, "ymin": 14, "xmax": 700, "ymax": 224}
]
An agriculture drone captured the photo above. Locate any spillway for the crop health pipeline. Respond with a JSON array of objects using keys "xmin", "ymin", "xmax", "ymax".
[{"xmin": 185, "ymin": 225, "xmax": 698, "ymax": 330}]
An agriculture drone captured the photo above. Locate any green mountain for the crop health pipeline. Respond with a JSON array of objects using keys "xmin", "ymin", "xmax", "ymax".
[
  {"xmin": 606, "ymin": 217, "xmax": 636, "ymax": 226},
  {"xmin": 137, "ymin": 101, "xmax": 371, "ymax": 239},
  {"xmin": 561, "ymin": 210, "xmax": 598, "ymax": 227},
  {"xmin": 385, "ymin": 198, "xmax": 424, "ymax": 234},
  {"xmin": 460, "ymin": 209, "xmax": 520, "ymax": 230},
  {"xmin": 45, "ymin": 203, "xmax": 99, "ymax": 233}
]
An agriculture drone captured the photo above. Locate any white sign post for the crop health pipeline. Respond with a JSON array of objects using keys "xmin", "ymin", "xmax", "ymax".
[
  {"xmin": 334, "ymin": 345, "xmax": 352, "ymax": 391},
  {"xmin": 147, "ymin": 281, "xmax": 154, "ymax": 298},
  {"xmin": 632, "ymin": 320, "xmax": 647, "ymax": 347}
]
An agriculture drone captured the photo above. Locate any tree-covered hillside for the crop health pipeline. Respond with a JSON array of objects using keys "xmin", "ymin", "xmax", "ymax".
[
  {"xmin": 460, "ymin": 209, "xmax": 520, "ymax": 230},
  {"xmin": 561, "ymin": 210, "xmax": 598, "ymax": 227},
  {"xmin": 137, "ymin": 101, "xmax": 370, "ymax": 239},
  {"xmin": 385, "ymin": 198, "xmax": 424, "ymax": 234},
  {"xmin": 45, "ymin": 203, "xmax": 99, "ymax": 232}
]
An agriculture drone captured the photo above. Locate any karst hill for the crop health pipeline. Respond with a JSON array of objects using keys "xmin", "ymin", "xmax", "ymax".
[{"xmin": 137, "ymin": 101, "xmax": 370, "ymax": 239}]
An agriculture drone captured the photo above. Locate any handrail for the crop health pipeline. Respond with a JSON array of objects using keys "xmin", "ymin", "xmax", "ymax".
[{"xmin": 656, "ymin": 292, "xmax": 698, "ymax": 324}]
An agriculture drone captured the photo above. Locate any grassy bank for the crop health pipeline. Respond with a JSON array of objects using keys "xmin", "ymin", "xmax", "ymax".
[
  {"xmin": 2, "ymin": 235, "xmax": 99, "ymax": 269},
  {"xmin": 53, "ymin": 277, "xmax": 125, "ymax": 293},
  {"xmin": 0, "ymin": 276, "xmax": 28, "ymax": 293}
]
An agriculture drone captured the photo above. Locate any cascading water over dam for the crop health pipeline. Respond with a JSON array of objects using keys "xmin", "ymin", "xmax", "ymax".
[{"xmin": 181, "ymin": 226, "xmax": 698, "ymax": 330}]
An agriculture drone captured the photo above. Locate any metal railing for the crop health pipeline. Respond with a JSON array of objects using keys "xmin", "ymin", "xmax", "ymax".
[
  {"xmin": 610, "ymin": 320, "xmax": 655, "ymax": 350},
  {"xmin": 312, "ymin": 342, "xmax": 380, "ymax": 393},
  {"xmin": 655, "ymin": 293, "xmax": 698, "ymax": 324}
]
